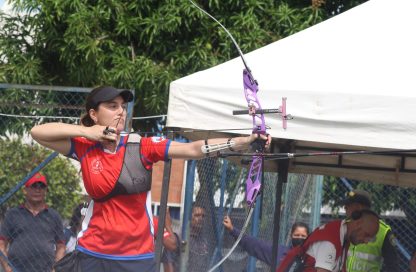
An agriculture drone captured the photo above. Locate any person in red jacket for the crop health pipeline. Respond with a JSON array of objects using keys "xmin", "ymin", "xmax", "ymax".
[{"xmin": 277, "ymin": 209, "xmax": 379, "ymax": 272}]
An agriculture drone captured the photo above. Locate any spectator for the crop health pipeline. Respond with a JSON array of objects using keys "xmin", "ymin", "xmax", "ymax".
[
  {"xmin": 153, "ymin": 207, "xmax": 177, "ymax": 252},
  {"xmin": 410, "ymin": 253, "xmax": 416, "ymax": 272},
  {"xmin": 162, "ymin": 205, "xmax": 210, "ymax": 272},
  {"xmin": 0, "ymin": 172, "xmax": 65, "ymax": 272},
  {"xmin": 30, "ymin": 86, "xmax": 271, "ymax": 272},
  {"xmin": 223, "ymin": 216, "xmax": 309, "ymax": 266},
  {"xmin": 64, "ymin": 203, "xmax": 88, "ymax": 253},
  {"xmin": 340, "ymin": 189, "xmax": 399, "ymax": 272},
  {"xmin": 277, "ymin": 209, "xmax": 380, "ymax": 272}
]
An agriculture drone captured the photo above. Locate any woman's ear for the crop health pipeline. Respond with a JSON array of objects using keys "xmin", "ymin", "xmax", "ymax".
[{"xmin": 89, "ymin": 109, "xmax": 98, "ymax": 124}]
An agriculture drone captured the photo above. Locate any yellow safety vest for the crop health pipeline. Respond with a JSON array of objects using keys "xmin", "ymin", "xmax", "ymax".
[{"xmin": 346, "ymin": 220, "xmax": 390, "ymax": 272}]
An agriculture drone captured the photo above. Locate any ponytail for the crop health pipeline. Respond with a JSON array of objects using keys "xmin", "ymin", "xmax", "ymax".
[{"xmin": 80, "ymin": 113, "xmax": 95, "ymax": 127}]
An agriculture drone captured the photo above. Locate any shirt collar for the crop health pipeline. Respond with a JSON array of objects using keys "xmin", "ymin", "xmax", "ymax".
[{"xmin": 20, "ymin": 203, "xmax": 49, "ymax": 211}]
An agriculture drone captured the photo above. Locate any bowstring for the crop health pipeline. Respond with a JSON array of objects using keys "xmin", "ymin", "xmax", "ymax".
[{"xmin": 187, "ymin": 1, "xmax": 265, "ymax": 271}]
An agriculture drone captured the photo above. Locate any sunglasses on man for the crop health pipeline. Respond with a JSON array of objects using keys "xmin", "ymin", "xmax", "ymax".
[{"xmin": 30, "ymin": 182, "xmax": 47, "ymax": 189}]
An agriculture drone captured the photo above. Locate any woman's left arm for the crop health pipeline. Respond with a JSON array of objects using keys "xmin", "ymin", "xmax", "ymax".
[{"xmin": 167, "ymin": 134, "xmax": 271, "ymax": 160}]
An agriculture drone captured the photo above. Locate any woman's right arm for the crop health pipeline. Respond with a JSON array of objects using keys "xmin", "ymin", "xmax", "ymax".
[{"xmin": 31, "ymin": 123, "xmax": 112, "ymax": 155}]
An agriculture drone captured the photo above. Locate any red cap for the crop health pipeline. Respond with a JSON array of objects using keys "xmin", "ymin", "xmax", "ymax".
[{"xmin": 25, "ymin": 173, "xmax": 47, "ymax": 187}]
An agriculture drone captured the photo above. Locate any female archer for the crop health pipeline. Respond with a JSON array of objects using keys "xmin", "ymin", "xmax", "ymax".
[{"xmin": 31, "ymin": 86, "xmax": 271, "ymax": 272}]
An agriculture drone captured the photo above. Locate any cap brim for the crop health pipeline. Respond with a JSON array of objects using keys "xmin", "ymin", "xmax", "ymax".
[
  {"xmin": 338, "ymin": 196, "xmax": 371, "ymax": 208},
  {"xmin": 25, "ymin": 180, "xmax": 47, "ymax": 187},
  {"xmin": 90, "ymin": 87, "xmax": 134, "ymax": 109},
  {"xmin": 118, "ymin": 89, "xmax": 134, "ymax": 103}
]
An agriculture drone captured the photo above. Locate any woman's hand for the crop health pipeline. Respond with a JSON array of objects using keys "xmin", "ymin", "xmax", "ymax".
[
  {"xmin": 247, "ymin": 133, "xmax": 272, "ymax": 151},
  {"xmin": 87, "ymin": 125, "xmax": 119, "ymax": 143},
  {"xmin": 223, "ymin": 215, "xmax": 234, "ymax": 232}
]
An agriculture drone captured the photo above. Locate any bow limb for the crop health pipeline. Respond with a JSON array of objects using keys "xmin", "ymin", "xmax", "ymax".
[
  {"xmin": 208, "ymin": 207, "xmax": 254, "ymax": 272},
  {"xmin": 243, "ymin": 69, "xmax": 266, "ymax": 206},
  {"xmin": 188, "ymin": 1, "xmax": 267, "ymax": 271}
]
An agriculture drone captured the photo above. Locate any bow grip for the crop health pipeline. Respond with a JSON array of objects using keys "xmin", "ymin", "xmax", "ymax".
[
  {"xmin": 246, "ymin": 177, "xmax": 261, "ymax": 206},
  {"xmin": 250, "ymin": 130, "xmax": 267, "ymax": 152}
]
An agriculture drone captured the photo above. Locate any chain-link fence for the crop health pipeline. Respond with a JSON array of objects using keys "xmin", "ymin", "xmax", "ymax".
[
  {"xmin": 178, "ymin": 158, "xmax": 414, "ymax": 272},
  {"xmin": 176, "ymin": 157, "xmax": 321, "ymax": 272},
  {"xmin": 322, "ymin": 176, "xmax": 414, "ymax": 272},
  {"xmin": 1, "ymin": 84, "xmax": 415, "ymax": 272},
  {"xmin": 0, "ymin": 84, "xmax": 91, "ymax": 272},
  {"xmin": 0, "ymin": 84, "xmax": 90, "ymax": 134}
]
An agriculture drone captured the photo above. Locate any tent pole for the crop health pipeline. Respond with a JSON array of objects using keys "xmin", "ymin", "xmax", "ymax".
[
  {"xmin": 270, "ymin": 144, "xmax": 290, "ymax": 272},
  {"xmin": 155, "ymin": 131, "xmax": 174, "ymax": 272}
]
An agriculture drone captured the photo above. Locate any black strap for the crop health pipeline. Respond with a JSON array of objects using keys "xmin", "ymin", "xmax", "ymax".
[
  {"xmin": 339, "ymin": 238, "xmax": 349, "ymax": 272},
  {"xmin": 227, "ymin": 138, "xmax": 235, "ymax": 151},
  {"xmin": 93, "ymin": 182, "xmax": 128, "ymax": 202},
  {"xmin": 204, "ymin": 139, "xmax": 209, "ymax": 157}
]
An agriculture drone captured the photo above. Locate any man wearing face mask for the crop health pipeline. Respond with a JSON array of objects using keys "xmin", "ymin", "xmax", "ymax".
[{"xmin": 223, "ymin": 216, "xmax": 309, "ymax": 266}]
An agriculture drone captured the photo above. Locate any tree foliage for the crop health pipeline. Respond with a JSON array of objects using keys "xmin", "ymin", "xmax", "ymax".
[
  {"xmin": 0, "ymin": 0, "xmax": 366, "ymax": 133},
  {"xmin": 322, "ymin": 176, "xmax": 416, "ymax": 224},
  {"xmin": 0, "ymin": 0, "xmax": 369, "ymax": 218},
  {"xmin": 0, "ymin": 137, "xmax": 83, "ymax": 220}
]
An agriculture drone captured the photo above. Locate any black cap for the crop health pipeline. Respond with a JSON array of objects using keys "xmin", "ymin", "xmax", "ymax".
[
  {"xmin": 340, "ymin": 189, "xmax": 372, "ymax": 208},
  {"xmin": 86, "ymin": 86, "xmax": 133, "ymax": 111}
]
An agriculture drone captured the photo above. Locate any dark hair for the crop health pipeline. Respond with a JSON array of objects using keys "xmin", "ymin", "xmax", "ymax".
[
  {"xmin": 69, "ymin": 203, "xmax": 84, "ymax": 234},
  {"xmin": 80, "ymin": 112, "xmax": 97, "ymax": 127},
  {"xmin": 192, "ymin": 205, "xmax": 206, "ymax": 212},
  {"xmin": 349, "ymin": 209, "xmax": 379, "ymax": 221},
  {"xmin": 291, "ymin": 222, "xmax": 310, "ymax": 235},
  {"xmin": 80, "ymin": 86, "xmax": 101, "ymax": 127},
  {"xmin": 80, "ymin": 86, "xmax": 133, "ymax": 127}
]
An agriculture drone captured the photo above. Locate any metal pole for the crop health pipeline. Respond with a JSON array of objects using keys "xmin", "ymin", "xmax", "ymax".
[
  {"xmin": 270, "ymin": 145, "xmax": 290, "ymax": 272},
  {"xmin": 180, "ymin": 160, "xmax": 197, "ymax": 272},
  {"xmin": 209, "ymin": 160, "xmax": 228, "ymax": 269},
  {"xmin": 155, "ymin": 132, "xmax": 173, "ymax": 271},
  {"xmin": 310, "ymin": 175, "xmax": 323, "ymax": 230},
  {"xmin": 247, "ymin": 193, "xmax": 262, "ymax": 271}
]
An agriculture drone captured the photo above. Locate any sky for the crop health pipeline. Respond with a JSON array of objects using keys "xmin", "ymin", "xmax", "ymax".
[{"xmin": 0, "ymin": 0, "xmax": 11, "ymax": 12}]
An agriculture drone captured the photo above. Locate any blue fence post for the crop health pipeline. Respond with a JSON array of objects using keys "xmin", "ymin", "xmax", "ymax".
[
  {"xmin": 182, "ymin": 160, "xmax": 196, "ymax": 240},
  {"xmin": 247, "ymin": 194, "xmax": 262, "ymax": 272},
  {"xmin": 179, "ymin": 160, "xmax": 197, "ymax": 272},
  {"xmin": 209, "ymin": 160, "xmax": 228, "ymax": 270},
  {"xmin": 310, "ymin": 175, "xmax": 323, "ymax": 230}
]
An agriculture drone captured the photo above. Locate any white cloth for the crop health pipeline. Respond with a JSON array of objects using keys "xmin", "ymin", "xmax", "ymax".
[
  {"xmin": 65, "ymin": 236, "xmax": 77, "ymax": 253},
  {"xmin": 306, "ymin": 221, "xmax": 347, "ymax": 271}
]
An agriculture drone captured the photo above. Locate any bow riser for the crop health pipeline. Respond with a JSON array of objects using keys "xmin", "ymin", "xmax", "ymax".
[
  {"xmin": 243, "ymin": 70, "xmax": 267, "ymax": 135},
  {"xmin": 246, "ymin": 156, "xmax": 262, "ymax": 205}
]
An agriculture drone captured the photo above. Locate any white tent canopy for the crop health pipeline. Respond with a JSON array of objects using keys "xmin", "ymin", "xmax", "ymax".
[{"xmin": 167, "ymin": 0, "xmax": 416, "ymax": 187}]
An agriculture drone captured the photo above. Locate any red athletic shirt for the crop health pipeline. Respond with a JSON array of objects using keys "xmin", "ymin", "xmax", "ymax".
[{"xmin": 67, "ymin": 135, "xmax": 170, "ymax": 260}]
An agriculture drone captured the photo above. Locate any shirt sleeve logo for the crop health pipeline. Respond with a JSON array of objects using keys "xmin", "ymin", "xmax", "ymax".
[
  {"xmin": 91, "ymin": 158, "xmax": 103, "ymax": 174},
  {"xmin": 151, "ymin": 136, "xmax": 164, "ymax": 143}
]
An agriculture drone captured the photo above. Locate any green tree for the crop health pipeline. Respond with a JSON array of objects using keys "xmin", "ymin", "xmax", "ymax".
[
  {"xmin": 0, "ymin": 137, "xmax": 83, "ymax": 220},
  {"xmin": 0, "ymin": 0, "xmax": 365, "ymax": 133}
]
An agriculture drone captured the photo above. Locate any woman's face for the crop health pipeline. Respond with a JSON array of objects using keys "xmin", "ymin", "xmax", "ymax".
[
  {"xmin": 292, "ymin": 226, "xmax": 308, "ymax": 239},
  {"xmin": 90, "ymin": 96, "xmax": 128, "ymax": 131}
]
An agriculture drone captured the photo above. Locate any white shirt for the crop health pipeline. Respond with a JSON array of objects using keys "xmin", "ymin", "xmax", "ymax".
[{"xmin": 306, "ymin": 220, "xmax": 348, "ymax": 271}]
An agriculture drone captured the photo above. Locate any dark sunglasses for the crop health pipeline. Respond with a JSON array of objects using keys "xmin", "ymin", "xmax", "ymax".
[{"xmin": 30, "ymin": 182, "xmax": 47, "ymax": 189}]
